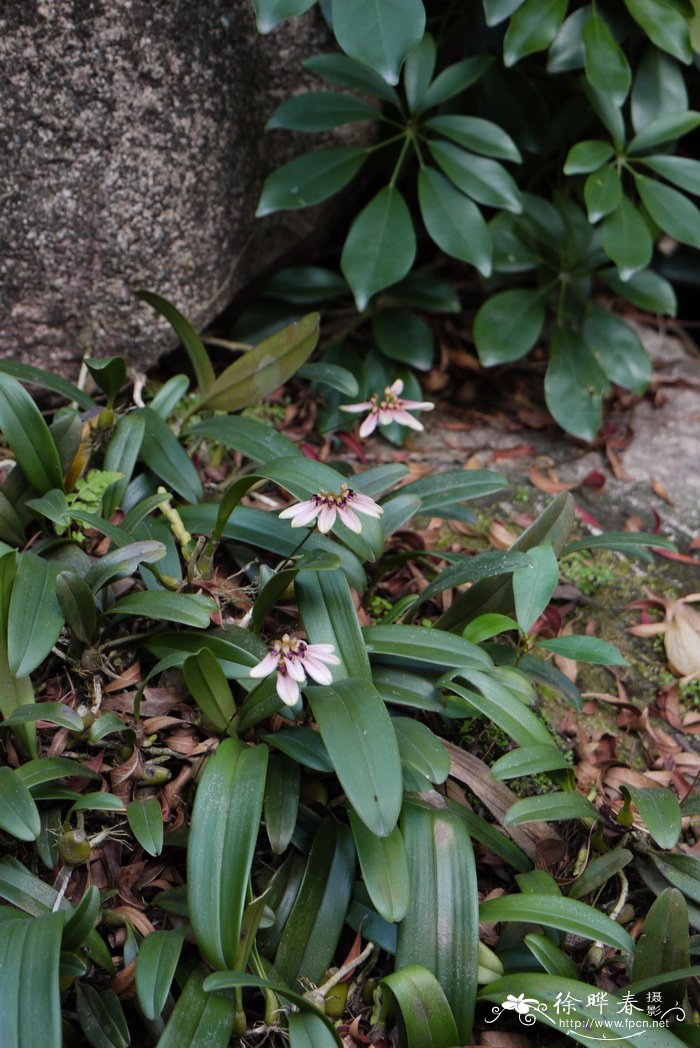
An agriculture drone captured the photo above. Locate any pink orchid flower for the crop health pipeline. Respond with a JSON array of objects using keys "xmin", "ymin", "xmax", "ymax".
[
  {"xmin": 340, "ymin": 378, "xmax": 434, "ymax": 437},
  {"xmin": 278, "ymin": 481, "xmax": 383, "ymax": 534},
  {"xmin": 249, "ymin": 634, "xmax": 340, "ymax": 706}
]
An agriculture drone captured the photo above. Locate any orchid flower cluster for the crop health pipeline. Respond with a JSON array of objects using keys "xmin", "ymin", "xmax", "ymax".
[
  {"xmin": 341, "ymin": 378, "xmax": 434, "ymax": 436},
  {"xmin": 279, "ymin": 481, "xmax": 382, "ymax": 533},
  {"xmin": 250, "ymin": 633, "xmax": 340, "ymax": 705}
]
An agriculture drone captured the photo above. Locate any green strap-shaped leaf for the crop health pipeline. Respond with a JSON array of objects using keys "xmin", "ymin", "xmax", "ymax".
[
  {"xmin": 363, "ymin": 623, "xmax": 492, "ymax": 671},
  {"xmin": 56, "ymin": 571, "xmax": 98, "ymax": 645},
  {"xmin": 525, "ymin": 932, "xmax": 579, "ymax": 978},
  {"xmin": 0, "ymin": 768, "xmax": 41, "ymax": 841},
  {"xmin": 537, "ymin": 635, "xmax": 628, "ymax": 665},
  {"xmin": 273, "ymin": 817, "xmax": 356, "ymax": 986},
  {"xmin": 306, "ymin": 678, "xmax": 403, "ymax": 837},
  {"xmin": 0, "ymin": 911, "xmax": 64, "ymax": 1048},
  {"xmin": 7, "ymin": 554, "xmax": 64, "ymax": 678},
  {"xmin": 398, "ymin": 801, "xmax": 479, "ymax": 1043},
  {"xmin": 102, "ymin": 412, "xmax": 146, "ymax": 518},
  {"xmin": 631, "ymin": 889, "xmax": 689, "ymax": 1010},
  {"xmin": 63, "ymin": 885, "xmax": 101, "ymax": 951},
  {"xmin": 183, "ymin": 648, "xmax": 236, "ymax": 735},
  {"xmin": 479, "ymin": 893, "xmax": 633, "ymax": 953},
  {"xmin": 381, "ymin": 966, "xmax": 460, "ymax": 1048},
  {"xmin": 127, "ymin": 797, "xmax": 164, "ymax": 857},
  {"xmin": 136, "ymin": 926, "xmax": 186, "ymax": 1021},
  {"xmin": 504, "ymin": 791, "xmax": 600, "ymax": 825},
  {"xmin": 264, "ymin": 753, "xmax": 300, "ymax": 855},
  {"xmin": 330, "ymin": 0, "xmax": 425, "ymax": 85},
  {"xmin": 159, "ymin": 965, "xmax": 235, "ymax": 1047},
  {"xmin": 136, "ymin": 407, "xmax": 203, "ymax": 503},
  {"xmin": 187, "ymin": 415, "xmax": 298, "ymax": 465},
  {"xmin": 136, "ymin": 290, "xmax": 215, "ymax": 393},
  {"xmin": 187, "ymin": 739, "xmax": 268, "ymax": 969},
  {"xmin": 491, "ymin": 743, "xmax": 571, "ymax": 781},
  {"xmin": 192, "ymin": 314, "xmax": 320, "ymax": 414},
  {"xmin": 0, "ymin": 374, "xmax": 63, "ymax": 494},
  {"xmin": 620, "ymin": 785, "xmax": 682, "ymax": 849},
  {"xmin": 392, "ymin": 717, "xmax": 450, "ymax": 785},
  {"xmin": 85, "ymin": 539, "xmax": 166, "ymax": 594},
  {"xmin": 568, "ymin": 848, "xmax": 633, "ymax": 900},
  {"xmin": 349, "ymin": 810, "xmax": 409, "ymax": 922},
  {"xmin": 0, "ymin": 360, "xmax": 94, "ymax": 410},
  {"xmin": 341, "ymin": 186, "xmax": 416, "ymax": 311},
  {"xmin": 105, "ymin": 590, "xmax": 216, "ymax": 629},
  {"xmin": 297, "ymin": 568, "xmax": 371, "ymax": 679}
]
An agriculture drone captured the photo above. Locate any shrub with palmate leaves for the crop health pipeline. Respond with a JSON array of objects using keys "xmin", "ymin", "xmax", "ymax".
[
  {"xmin": 0, "ymin": 305, "xmax": 692, "ymax": 1048},
  {"xmin": 253, "ymin": 0, "xmax": 697, "ymax": 439}
]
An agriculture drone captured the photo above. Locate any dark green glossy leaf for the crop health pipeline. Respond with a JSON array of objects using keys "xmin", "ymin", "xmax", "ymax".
[
  {"xmin": 85, "ymin": 539, "xmax": 165, "ymax": 593},
  {"xmin": 584, "ymin": 307, "xmax": 652, "ymax": 392},
  {"xmin": 418, "ymin": 166, "xmax": 492, "ymax": 277},
  {"xmin": 297, "ymin": 362, "xmax": 359, "ymax": 396},
  {"xmin": 306, "ymin": 678, "xmax": 402, "ymax": 836},
  {"xmin": 341, "ymin": 186, "xmax": 416, "ymax": 311},
  {"xmin": 372, "ymin": 309, "xmax": 434, "ymax": 371},
  {"xmin": 635, "ymin": 173, "xmax": 700, "ymax": 249},
  {"xmin": 267, "ymin": 91, "xmax": 378, "ymax": 131},
  {"xmin": 483, "ymin": 0, "xmax": 527, "ymax": 26},
  {"xmin": 544, "ymin": 326, "xmax": 607, "ymax": 441},
  {"xmin": 584, "ymin": 163, "xmax": 622, "ymax": 223},
  {"xmin": 251, "ymin": 0, "xmax": 316, "ymax": 32},
  {"xmin": 631, "ymin": 889, "xmax": 689, "ymax": 1009},
  {"xmin": 349, "ymin": 811, "xmax": 409, "ymax": 922},
  {"xmin": 304, "ymin": 52, "xmax": 401, "ymax": 105},
  {"xmin": 422, "ymin": 56, "xmax": 494, "ymax": 108},
  {"xmin": 296, "ymin": 568, "xmax": 371, "ymax": 679},
  {"xmin": 84, "ymin": 356, "xmax": 127, "ymax": 404},
  {"xmin": 0, "ymin": 491, "xmax": 25, "ymax": 545},
  {"xmin": 427, "ymin": 114, "xmax": 521, "ymax": 162},
  {"xmin": 602, "ymin": 195, "xmax": 654, "ymax": 278},
  {"xmin": 194, "ymin": 313, "xmax": 320, "ymax": 412},
  {"xmin": 62, "ymin": 884, "xmax": 101, "ymax": 951},
  {"xmin": 127, "ymin": 797, "xmax": 164, "ymax": 857},
  {"xmin": 564, "ymin": 139, "xmax": 615, "ymax": 175},
  {"xmin": 136, "ymin": 290, "xmax": 215, "ymax": 393},
  {"xmin": 0, "ymin": 702, "xmax": 83, "ymax": 733},
  {"xmin": 599, "ymin": 267, "xmax": 676, "ymax": 315},
  {"xmin": 363, "ymin": 623, "xmax": 491, "ymax": 672},
  {"xmin": 403, "ymin": 33, "xmax": 437, "ymax": 112},
  {"xmin": 629, "ymin": 110, "xmax": 700, "ymax": 154},
  {"xmin": 393, "ymin": 717, "xmax": 450, "ymax": 785},
  {"xmin": 262, "ymin": 727, "xmax": 333, "ymax": 772},
  {"xmin": 623, "ymin": 0, "xmax": 692, "ymax": 63},
  {"xmin": 582, "ymin": 13, "xmax": 631, "ymax": 105},
  {"xmin": 428, "ymin": 139, "xmax": 522, "ymax": 213},
  {"xmin": 474, "ymin": 289, "xmax": 546, "ymax": 365},
  {"xmin": 136, "ymin": 926, "xmax": 186, "ymax": 1020},
  {"xmin": 331, "ymin": 0, "xmax": 425, "ymax": 85},
  {"xmin": 0, "ymin": 374, "xmax": 63, "ymax": 494},
  {"xmin": 640, "ymin": 155, "xmax": 700, "ymax": 196},
  {"xmin": 503, "ymin": 0, "xmax": 568, "ymax": 66},
  {"xmin": 257, "ymin": 147, "xmax": 367, "ymax": 216},
  {"xmin": 187, "ymin": 415, "xmax": 298, "ymax": 464},
  {"xmin": 631, "ymin": 48, "xmax": 688, "ymax": 130},
  {"xmin": 411, "ymin": 551, "xmax": 531, "ymax": 619}
]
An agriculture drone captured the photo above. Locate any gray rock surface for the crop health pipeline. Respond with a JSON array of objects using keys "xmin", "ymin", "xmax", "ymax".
[{"xmin": 0, "ymin": 1, "xmax": 349, "ymax": 373}]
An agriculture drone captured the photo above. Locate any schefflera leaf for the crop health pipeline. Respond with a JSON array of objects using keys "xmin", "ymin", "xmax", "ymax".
[
  {"xmin": 397, "ymin": 799, "xmax": 479, "ymax": 1044},
  {"xmin": 187, "ymin": 738, "xmax": 268, "ymax": 970}
]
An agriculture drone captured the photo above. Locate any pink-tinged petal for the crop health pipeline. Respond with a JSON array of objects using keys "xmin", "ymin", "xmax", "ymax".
[
  {"xmin": 289, "ymin": 502, "xmax": 321, "ymax": 528},
  {"xmin": 352, "ymin": 493, "xmax": 383, "ymax": 517},
  {"xmin": 388, "ymin": 379, "xmax": 404, "ymax": 396},
  {"xmin": 285, "ymin": 655, "xmax": 306, "ymax": 682},
  {"xmin": 400, "ymin": 399, "xmax": 434, "ymax": 411},
  {"xmin": 300, "ymin": 655, "xmax": 333, "ymax": 685},
  {"xmin": 340, "ymin": 401, "xmax": 373, "ymax": 413},
  {"xmin": 393, "ymin": 409, "xmax": 424, "ymax": 431},
  {"xmin": 317, "ymin": 504, "xmax": 337, "ymax": 533},
  {"xmin": 306, "ymin": 643, "xmax": 339, "ymax": 662},
  {"xmin": 337, "ymin": 505, "xmax": 362, "ymax": 532},
  {"xmin": 378, "ymin": 408, "xmax": 395, "ymax": 426},
  {"xmin": 358, "ymin": 413, "xmax": 379, "ymax": 437},
  {"xmin": 276, "ymin": 671, "xmax": 300, "ymax": 706},
  {"xmin": 249, "ymin": 651, "xmax": 279, "ymax": 678},
  {"xmin": 279, "ymin": 499, "xmax": 314, "ymax": 519}
]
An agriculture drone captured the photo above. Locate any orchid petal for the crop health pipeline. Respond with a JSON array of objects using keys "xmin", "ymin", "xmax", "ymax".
[
  {"xmin": 393, "ymin": 409, "xmax": 424, "ymax": 431},
  {"xmin": 276, "ymin": 671, "xmax": 300, "ymax": 706},
  {"xmin": 300, "ymin": 655, "xmax": 333, "ymax": 685},
  {"xmin": 340, "ymin": 401, "xmax": 373, "ymax": 413},
  {"xmin": 337, "ymin": 505, "xmax": 362, "ymax": 532},
  {"xmin": 317, "ymin": 504, "xmax": 336, "ymax": 533},
  {"xmin": 285, "ymin": 655, "xmax": 306, "ymax": 683},
  {"xmin": 249, "ymin": 651, "xmax": 279, "ymax": 678},
  {"xmin": 358, "ymin": 413, "xmax": 379, "ymax": 437},
  {"xmin": 388, "ymin": 379, "xmax": 404, "ymax": 396}
]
